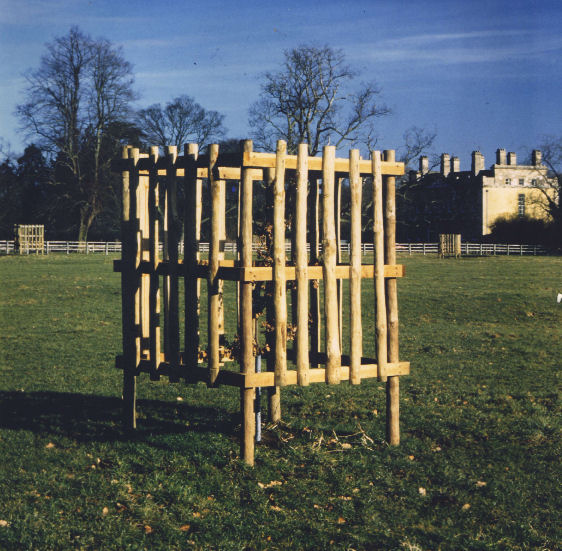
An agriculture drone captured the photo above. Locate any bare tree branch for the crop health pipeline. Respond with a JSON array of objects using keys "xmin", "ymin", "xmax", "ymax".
[{"xmin": 249, "ymin": 45, "xmax": 389, "ymax": 155}]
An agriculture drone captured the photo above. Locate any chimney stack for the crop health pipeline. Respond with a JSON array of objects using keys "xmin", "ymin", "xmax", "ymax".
[
  {"xmin": 532, "ymin": 150, "xmax": 542, "ymax": 166},
  {"xmin": 496, "ymin": 148, "xmax": 507, "ymax": 165},
  {"xmin": 451, "ymin": 156, "xmax": 460, "ymax": 173},
  {"xmin": 440, "ymin": 153, "xmax": 450, "ymax": 177},
  {"xmin": 419, "ymin": 155, "xmax": 429, "ymax": 175},
  {"xmin": 471, "ymin": 151, "xmax": 485, "ymax": 175},
  {"xmin": 508, "ymin": 152, "xmax": 517, "ymax": 166}
]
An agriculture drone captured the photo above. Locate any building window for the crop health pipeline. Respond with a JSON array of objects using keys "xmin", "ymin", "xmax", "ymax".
[
  {"xmin": 531, "ymin": 179, "xmax": 537, "ymax": 186},
  {"xmin": 505, "ymin": 178, "xmax": 511, "ymax": 185},
  {"xmin": 519, "ymin": 178, "xmax": 525, "ymax": 186},
  {"xmin": 518, "ymin": 194, "xmax": 525, "ymax": 217}
]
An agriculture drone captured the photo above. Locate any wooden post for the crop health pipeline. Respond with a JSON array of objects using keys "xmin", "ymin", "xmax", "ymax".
[
  {"xmin": 184, "ymin": 143, "xmax": 200, "ymax": 369},
  {"xmin": 372, "ymin": 150, "xmax": 388, "ymax": 382},
  {"xmin": 383, "ymin": 150, "xmax": 399, "ymax": 444},
  {"xmin": 264, "ymin": 167, "xmax": 281, "ymax": 422},
  {"xmin": 122, "ymin": 146, "xmax": 139, "ymax": 429},
  {"xmin": 349, "ymin": 149, "xmax": 362, "ymax": 385},
  {"xmin": 273, "ymin": 140, "xmax": 288, "ymax": 387},
  {"xmin": 217, "ymin": 172, "xmax": 226, "ymax": 348},
  {"xmin": 165, "ymin": 146, "xmax": 180, "ymax": 380},
  {"xmin": 240, "ymin": 139, "xmax": 256, "ymax": 464},
  {"xmin": 148, "ymin": 146, "xmax": 161, "ymax": 379},
  {"xmin": 308, "ymin": 174, "xmax": 321, "ymax": 368},
  {"xmin": 336, "ymin": 176, "xmax": 343, "ymax": 349},
  {"xmin": 323, "ymin": 145, "xmax": 341, "ymax": 384},
  {"xmin": 295, "ymin": 143, "xmax": 310, "ymax": 386},
  {"xmin": 140, "ymin": 156, "xmax": 151, "ymax": 361},
  {"xmin": 208, "ymin": 144, "xmax": 221, "ymax": 385}
]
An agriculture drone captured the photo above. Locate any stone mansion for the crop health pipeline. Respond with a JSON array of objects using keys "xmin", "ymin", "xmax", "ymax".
[{"xmin": 403, "ymin": 148, "xmax": 555, "ymax": 240}]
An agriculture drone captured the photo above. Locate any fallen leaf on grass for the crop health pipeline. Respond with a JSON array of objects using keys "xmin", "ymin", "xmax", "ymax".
[
  {"xmin": 45, "ymin": 442, "xmax": 55, "ymax": 449},
  {"xmin": 476, "ymin": 481, "xmax": 487, "ymax": 487},
  {"xmin": 418, "ymin": 487, "xmax": 426, "ymax": 496},
  {"xmin": 337, "ymin": 517, "xmax": 346, "ymax": 524},
  {"xmin": 270, "ymin": 505, "xmax": 282, "ymax": 512},
  {"xmin": 144, "ymin": 525, "xmax": 153, "ymax": 534},
  {"xmin": 192, "ymin": 512, "xmax": 201, "ymax": 518},
  {"xmin": 179, "ymin": 524, "xmax": 191, "ymax": 532},
  {"xmin": 341, "ymin": 443, "xmax": 352, "ymax": 449},
  {"xmin": 408, "ymin": 455, "xmax": 415, "ymax": 460},
  {"xmin": 102, "ymin": 507, "xmax": 109, "ymax": 516},
  {"xmin": 462, "ymin": 503, "xmax": 471, "ymax": 511},
  {"xmin": 0, "ymin": 520, "xmax": 10, "ymax": 528},
  {"xmin": 258, "ymin": 480, "xmax": 283, "ymax": 489}
]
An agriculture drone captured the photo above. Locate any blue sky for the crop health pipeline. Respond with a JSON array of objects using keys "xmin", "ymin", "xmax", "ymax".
[{"xmin": 1, "ymin": 0, "xmax": 560, "ymax": 167}]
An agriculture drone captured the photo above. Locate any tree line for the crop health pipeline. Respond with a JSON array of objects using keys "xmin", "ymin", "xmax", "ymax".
[{"xmin": 1, "ymin": 26, "xmax": 558, "ymax": 244}]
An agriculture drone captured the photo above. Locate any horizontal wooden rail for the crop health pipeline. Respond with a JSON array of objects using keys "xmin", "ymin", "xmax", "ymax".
[
  {"xmin": 243, "ymin": 151, "xmax": 405, "ymax": 175},
  {"xmin": 113, "ymin": 259, "xmax": 405, "ymax": 280},
  {"xmin": 116, "ymin": 356, "xmax": 410, "ymax": 388}
]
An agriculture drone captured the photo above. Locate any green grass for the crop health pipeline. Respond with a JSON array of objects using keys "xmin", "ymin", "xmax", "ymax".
[{"xmin": 0, "ymin": 254, "xmax": 560, "ymax": 550}]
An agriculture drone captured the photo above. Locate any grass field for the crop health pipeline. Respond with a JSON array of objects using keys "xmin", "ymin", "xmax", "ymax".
[{"xmin": 0, "ymin": 254, "xmax": 560, "ymax": 550}]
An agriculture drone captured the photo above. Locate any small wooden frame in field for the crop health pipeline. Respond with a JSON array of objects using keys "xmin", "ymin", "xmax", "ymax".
[
  {"xmin": 439, "ymin": 233, "xmax": 462, "ymax": 258},
  {"xmin": 14, "ymin": 224, "xmax": 44, "ymax": 255},
  {"xmin": 113, "ymin": 140, "xmax": 409, "ymax": 465}
]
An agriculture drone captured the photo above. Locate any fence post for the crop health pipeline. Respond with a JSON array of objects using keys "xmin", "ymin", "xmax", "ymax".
[
  {"xmin": 323, "ymin": 145, "xmax": 341, "ymax": 385},
  {"xmin": 240, "ymin": 139, "xmax": 256, "ymax": 465},
  {"xmin": 408, "ymin": 243, "xmax": 412, "ymax": 255},
  {"xmin": 534, "ymin": 245, "xmax": 537, "ymax": 256},
  {"xmin": 520, "ymin": 244, "xmax": 523, "ymax": 256},
  {"xmin": 383, "ymin": 149, "xmax": 399, "ymax": 444},
  {"xmin": 423, "ymin": 243, "xmax": 426, "ymax": 255}
]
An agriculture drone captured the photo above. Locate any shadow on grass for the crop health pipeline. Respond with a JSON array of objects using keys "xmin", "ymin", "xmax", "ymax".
[{"xmin": 0, "ymin": 391, "xmax": 237, "ymax": 443}]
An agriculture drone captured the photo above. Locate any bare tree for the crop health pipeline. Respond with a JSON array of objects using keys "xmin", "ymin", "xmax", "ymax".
[
  {"xmin": 249, "ymin": 45, "xmax": 390, "ymax": 155},
  {"xmin": 16, "ymin": 27, "xmax": 136, "ymax": 241},
  {"xmin": 399, "ymin": 126, "xmax": 437, "ymax": 171},
  {"xmin": 532, "ymin": 136, "xmax": 561, "ymax": 233},
  {"xmin": 136, "ymin": 95, "xmax": 226, "ymax": 149}
]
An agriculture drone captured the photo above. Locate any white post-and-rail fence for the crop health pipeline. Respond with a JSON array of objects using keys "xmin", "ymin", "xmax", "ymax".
[{"xmin": 0, "ymin": 240, "xmax": 550, "ymax": 256}]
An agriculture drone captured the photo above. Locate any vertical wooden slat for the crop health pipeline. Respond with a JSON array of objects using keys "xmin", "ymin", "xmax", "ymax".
[
  {"xmin": 295, "ymin": 143, "xmax": 310, "ymax": 386},
  {"xmin": 384, "ymin": 149, "xmax": 400, "ymax": 444},
  {"xmin": 162, "ymin": 155, "xmax": 170, "ymax": 360},
  {"xmin": 122, "ymin": 145, "xmax": 139, "ymax": 429},
  {"xmin": 264, "ymin": 167, "xmax": 281, "ymax": 422},
  {"xmin": 308, "ymin": 175, "xmax": 321, "ymax": 368},
  {"xmin": 148, "ymin": 146, "xmax": 161, "ymax": 379},
  {"xmin": 184, "ymin": 143, "xmax": 200, "ymax": 368},
  {"xmin": 165, "ymin": 146, "xmax": 180, "ymax": 380},
  {"xmin": 139, "ymin": 159, "xmax": 150, "ymax": 359},
  {"xmin": 217, "ymin": 174, "xmax": 226, "ymax": 347},
  {"xmin": 240, "ymin": 139, "xmax": 255, "ymax": 464},
  {"xmin": 349, "ymin": 149, "xmax": 362, "ymax": 385},
  {"xmin": 322, "ymin": 145, "xmax": 341, "ymax": 385},
  {"xmin": 208, "ymin": 144, "xmax": 221, "ymax": 385},
  {"xmin": 372, "ymin": 150, "xmax": 388, "ymax": 382},
  {"xmin": 273, "ymin": 140, "xmax": 288, "ymax": 387},
  {"xmin": 335, "ymin": 176, "xmax": 343, "ymax": 349},
  {"xmin": 236, "ymin": 163, "xmax": 241, "ymax": 331}
]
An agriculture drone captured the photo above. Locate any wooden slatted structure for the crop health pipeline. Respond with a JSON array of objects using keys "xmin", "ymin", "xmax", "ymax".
[
  {"xmin": 113, "ymin": 140, "xmax": 409, "ymax": 465},
  {"xmin": 439, "ymin": 233, "xmax": 462, "ymax": 258},
  {"xmin": 14, "ymin": 224, "xmax": 44, "ymax": 254}
]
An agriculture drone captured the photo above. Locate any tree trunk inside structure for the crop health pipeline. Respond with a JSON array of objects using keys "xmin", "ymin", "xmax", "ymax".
[{"xmin": 78, "ymin": 203, "xmax": 99, "ymax": 242}]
